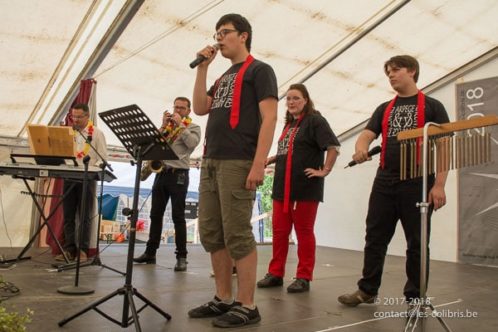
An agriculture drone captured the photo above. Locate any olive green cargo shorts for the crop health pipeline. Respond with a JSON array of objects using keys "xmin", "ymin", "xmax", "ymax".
[{"xmin": 198, "ymin": 159, "xmax": 256, "ymax": 260}]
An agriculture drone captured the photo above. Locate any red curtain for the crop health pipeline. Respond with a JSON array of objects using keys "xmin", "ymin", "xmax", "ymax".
[{"xmin": 45, "ymin": 79, "xmax": 96, "ymax": 254}]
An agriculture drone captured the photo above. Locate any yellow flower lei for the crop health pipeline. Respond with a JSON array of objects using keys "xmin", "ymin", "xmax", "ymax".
[
  {"xmin": 74, "ymin": 120, "xmax": 94, "ymax": 158},
  {"xmin": 162, "ymin": 116, "xmax": 192, "ymax": 144}
]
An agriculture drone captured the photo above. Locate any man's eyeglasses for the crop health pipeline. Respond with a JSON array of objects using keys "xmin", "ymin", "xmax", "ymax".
[{"xmin": 213, "ymin": 29, "xmax": 238, "ymax": 40}]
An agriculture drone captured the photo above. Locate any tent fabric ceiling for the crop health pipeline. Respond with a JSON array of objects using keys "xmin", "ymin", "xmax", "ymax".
[
  {"xmin": 0, "ymin": 0, "xmax": 92, "ymax": 135},
  {"xmin": 1, "ymin": 0, "xmax": 498, "ymax": 158}
]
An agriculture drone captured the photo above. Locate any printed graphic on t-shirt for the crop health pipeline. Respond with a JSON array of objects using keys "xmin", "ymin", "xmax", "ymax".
[
  {"xmin": 277, "ymin": 127, "xmax": 300, "ymax": 155},
  {"xmin": 387, "ymin": 104, "xmax": 419, "ymax": 137},
  {"xmin": 211, "ymin": 73, "xmax": 236, "ymax": 109}
]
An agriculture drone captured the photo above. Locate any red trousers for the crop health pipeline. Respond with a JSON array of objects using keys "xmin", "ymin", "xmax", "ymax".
[{"xmin": 268, "ymin": 200, "xmax": 319, "ymax": 281}]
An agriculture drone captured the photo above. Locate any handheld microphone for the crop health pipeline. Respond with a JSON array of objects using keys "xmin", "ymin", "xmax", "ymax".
[
  {"xmin": 189, "ymin": 44, "xmax": 219, "ymax": 69},
  {"xmin": 345, "ymin": 146, "xmax": 381, "ymax": 168}
]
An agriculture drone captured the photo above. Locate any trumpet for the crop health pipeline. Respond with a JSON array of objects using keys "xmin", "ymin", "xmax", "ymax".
[{"xmin": 140, "ymin": 160, "xmax": 166, "ymax": 181}]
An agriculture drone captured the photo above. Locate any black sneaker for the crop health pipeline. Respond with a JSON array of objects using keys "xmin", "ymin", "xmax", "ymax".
[
  {"xmin": 188, "ymin": 296, "xmax": 238, "ymax": 318},
  {"xmin": 287, "ymin": 278, "xmax": 310, "ymax": 293},
  {"xmin": 257, "ymin": 273, "xmax": 283, "ymax": 288},
  {"xmin": 133, "ymin": 252, "xmax": 156, "ymax": 264},
  {"xmin": 212, "ymin": 305, "xmax": 261, "ymax": 328}
]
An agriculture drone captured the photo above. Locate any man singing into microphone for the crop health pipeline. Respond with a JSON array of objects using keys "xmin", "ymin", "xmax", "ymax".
[
  {"xmin": 188, "ymin": 13, "xmax": 278, "ymax": 328},
  {"xmin": 55, "ymin": 103, "xmax": 108, "ymax": 263},
  {"xmin": 338, "ymin": 55, "xmax": 449, "ymax": 309}
]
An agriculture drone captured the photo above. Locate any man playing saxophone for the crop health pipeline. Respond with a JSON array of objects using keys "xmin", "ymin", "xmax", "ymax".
[{"xmin": 134, "ymin": 97, "xmax": 201, "ymax": 271}]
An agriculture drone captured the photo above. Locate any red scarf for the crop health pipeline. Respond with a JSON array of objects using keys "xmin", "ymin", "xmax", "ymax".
[
  {"xmin": 380, "ymin": 90, "xmax": 425, "ymax": 168},
  {"xmin": 229, "ymin": 54, "xmax": 254, "ymax": 129},
  {"xmin": 279, "ymin": 114, "xmax": 305, "ymax": 213}
]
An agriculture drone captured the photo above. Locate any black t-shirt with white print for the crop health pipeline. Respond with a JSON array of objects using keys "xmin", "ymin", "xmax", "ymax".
[
  {"xmin": 205, "ymin": 59, "xmax": 278, "ymax": 160},
  {"xmin": 366, "ymin": 94, "xmax": 449, "ymax": 181},
  {"xmin": 272, "ymin": 112, "xmax": 340, "ymax": 202}
]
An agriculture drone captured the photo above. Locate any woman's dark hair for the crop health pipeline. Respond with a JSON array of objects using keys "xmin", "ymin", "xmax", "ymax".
[{"xmin": 285, "ymin": 83, "xmax": 316, "ymax": 124}]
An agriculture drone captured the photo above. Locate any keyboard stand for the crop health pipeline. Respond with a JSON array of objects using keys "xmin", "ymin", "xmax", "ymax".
[{"xmin": 0, "ymin": 177, "xmax": 77, "ymax": 266}]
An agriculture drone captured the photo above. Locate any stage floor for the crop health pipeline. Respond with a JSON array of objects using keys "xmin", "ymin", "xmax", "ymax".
[{"xmin": 1, "ymin": 244, "xmax": 497, "ymax": 332}]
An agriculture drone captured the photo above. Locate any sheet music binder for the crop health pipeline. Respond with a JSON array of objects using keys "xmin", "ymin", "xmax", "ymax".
[
  {"xmin": 27, "ymin": 125, "xmax": 75, "ymax": 157},
  {"xmin": 99, "ymin": 104, "xmax": 178, "ymax": 161}
]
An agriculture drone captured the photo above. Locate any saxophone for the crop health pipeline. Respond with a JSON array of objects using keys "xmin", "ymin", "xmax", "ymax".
[{"xmin": 140, "ymin": 160, "xmax": 165, "ymax": 181}]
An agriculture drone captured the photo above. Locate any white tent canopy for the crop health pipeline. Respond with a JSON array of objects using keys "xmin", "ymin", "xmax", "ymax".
[{"xmin": 1, "ymin": 0, "xmax": 498, "ymax": 159}]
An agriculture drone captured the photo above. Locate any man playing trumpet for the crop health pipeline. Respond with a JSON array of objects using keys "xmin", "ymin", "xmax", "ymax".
[{"xmin": 134, "ymin": 97, "xmax": 201, "ymax": 271}]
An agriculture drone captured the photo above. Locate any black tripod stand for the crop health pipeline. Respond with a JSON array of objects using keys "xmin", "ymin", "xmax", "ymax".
[
  {"xmin": 404, "ymin": 122, "xmax": 452, "ymax": 332},
  {"xmin": 59, "ymin": 104, "xmax": 177, "ymax": 331}
]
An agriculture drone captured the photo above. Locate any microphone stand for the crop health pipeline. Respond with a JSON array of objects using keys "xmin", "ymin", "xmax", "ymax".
[
  {"xmin": 57, "ymin": 155, "xmax": 94, "ymax": 295},
  {"xmin": 57, "ymin": 128, "xmax": 125, "ymax": 276}
]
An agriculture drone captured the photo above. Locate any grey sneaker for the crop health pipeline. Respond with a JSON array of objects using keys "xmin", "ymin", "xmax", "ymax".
[
  {"xmin": 257, "ymin": 273, "xmax": 283, "ymax": 288},
  {"xmin": 338, "ymin": 289, "xmax": 376, "ymax": 307},
  {"xmin": 174, "ymin": 258, "xmax": 187, "ymax": 271},
  {"xmin": 287, "ymin": 278, "xmax": 310, "ymax": 293}
]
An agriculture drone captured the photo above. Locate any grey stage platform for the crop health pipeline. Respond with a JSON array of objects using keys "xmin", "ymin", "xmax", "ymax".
[{"xmin": 1, "ymin": 244, "xmax": 496, "ymax": 331}]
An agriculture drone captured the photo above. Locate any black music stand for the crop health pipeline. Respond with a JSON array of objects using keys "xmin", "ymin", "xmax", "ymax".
[
  {"xmin": 0, "ymin": 154, "xmax": 79, "ymax": 268},
  {"xmin": 59, "ymin": 104, "xmax": 177, "ymax": 331}
]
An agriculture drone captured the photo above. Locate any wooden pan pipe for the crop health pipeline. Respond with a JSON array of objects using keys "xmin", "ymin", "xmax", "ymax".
[{"xmin": 396, "ymin": 115, "xmax": 498, "ymax": 180}]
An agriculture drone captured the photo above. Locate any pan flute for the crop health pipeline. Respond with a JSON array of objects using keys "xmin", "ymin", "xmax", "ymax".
[{"xmin": 396, "ymin": 115, "xmax": 498, "ymax": 180}]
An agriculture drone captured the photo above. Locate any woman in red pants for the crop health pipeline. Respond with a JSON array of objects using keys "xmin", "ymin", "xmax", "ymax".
[{"xmin": 257, "ymin": 83, "xmax": 340, "ymax": 293}]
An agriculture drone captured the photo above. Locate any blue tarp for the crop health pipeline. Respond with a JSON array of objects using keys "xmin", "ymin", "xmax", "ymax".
[{"xmin": 97, "ymin": 193, "xmax": 119, "ymax": 220}]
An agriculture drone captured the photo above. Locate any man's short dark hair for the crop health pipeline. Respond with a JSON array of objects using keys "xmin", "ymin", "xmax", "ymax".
[
  {"xmin": 216, "ymin": 13, "xmax": 252, "ymax": 52},
  {"xmin": 72, "ymin": 103, "xmax": 89, "ymax": 113},
  {"xmin": 384, "ymin": 55, "xmax": 420, "ymax": 82},
  {"xmin": 174, "ymin": 96, "xmax": 191, "ymax": 108}
]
